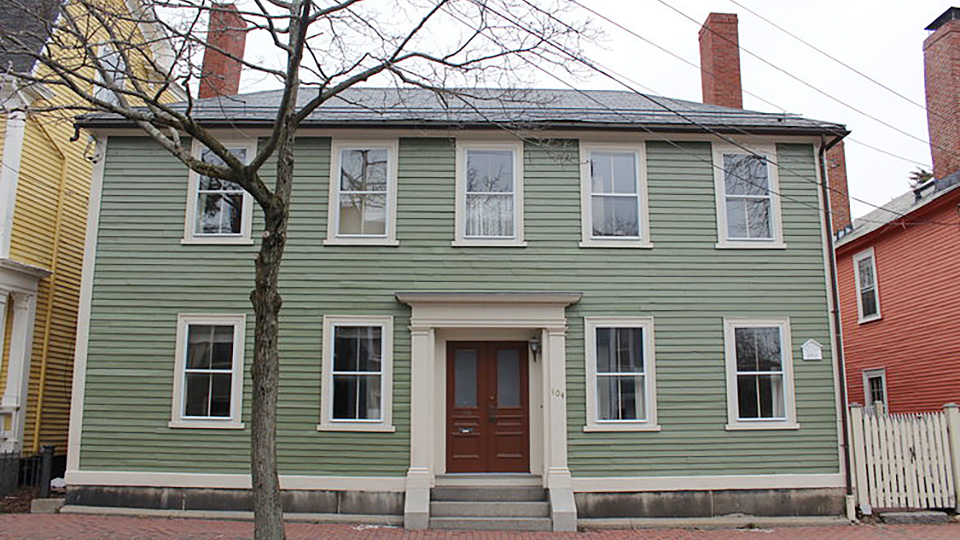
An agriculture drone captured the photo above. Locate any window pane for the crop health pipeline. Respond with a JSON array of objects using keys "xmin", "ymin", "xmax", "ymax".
[
  {"xmin": 868, "ymin": 375, "xmax": 885, "ymax": 405},
  {"xmin": 186, "ymin": 325, "xmax": 213, "ymax": 369},
  {"xmin": 735, "ymin": 327, "xmax": 781, "ymax": 372},
  {"xmin": 184, "ymin": 373, "xmax": 211, "ymax": 417},
  {"xmin": 858, "ymin": 257, "xmax": 875, "ymax": 289},
  {"xmin": 338, "ymin": 193, "xmax": 387, "ymax": 236},
  {"xmin": 465, "ymin": 194, "xmax": 514, "ymax": 237},
  {"xmin": 209, "ymin": 373, "xmax": 232, "ymax": 417},
  {"xmin": 596, "ymin": 328, "xmax": 643, "ymax": 373},
  {"xmin": 861, "ymin": 290, "xmax": 878, "ymax": 317},
  {"xmin": 597, "ymin": 375, "xmax": 645, "ymax": 421},
  {"xmin": 738, "ymin": 374, "xmax": 784, "ymax": 419},
  {"xmin": 340, "ymin": 149, "xmax": 388, "ymax": 192},
  {"xmin": 592, "ymin": 195, "xmax": 639, "ymax": 237},
  {"xmin": 333, "ymin": 326, "xmax": 382, "ymax": 372},
  {"xmin": 591, "ymin": 152, "xmax": 637, "ymax": 195},
  {"xmin": 332, "ymin": 374, "xmax": 382, "ymax": 420},
  {"xmin": 466, "ymin": 150, "xmax": 513, "ymax": 193},
  {"xmin": 724, "ymin": 154, "xmax": 769, "ymax": 195},
  {"xmin": 199, "ymin": 176, "xmax": 243, "ymax": 192},
  {"xmin": 746, "ymin": 199, "xmax": 772, "ymax": 239},
  {"xmin": 454, "ymin": 350, "xmax": 477, "ymax": 408},
  {"xmin": 725, "ymin": 198, "xmax": 748, "ymax": 239},
  {"xmin": 197, "ymin": 193, "xmax": 243, "ymax": 235},
  {"xmin": 590, "ymin": 153, "xmax": 612, "ymax": 193},
  {"xmin": 497, "ymin": 349, "xmax": 521, "ymax": 408},
  {"xmin": 210, "ymin": 327, "xmax": 235, "ymax": 369}
]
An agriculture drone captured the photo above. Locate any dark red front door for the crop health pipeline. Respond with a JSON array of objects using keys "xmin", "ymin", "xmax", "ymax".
[{"xmin": 446, "ymin": 341, "xmax": 529, "ymax": 473}]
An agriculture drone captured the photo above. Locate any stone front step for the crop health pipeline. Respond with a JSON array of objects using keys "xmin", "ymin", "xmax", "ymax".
[
  {"xmin": 430, "ymin": 486, "xmax": 548, "ymax": 502},
  {"xmin": 430, "ymin": 501, "xmax": 550, "ymax": 518},
  {"xmin": 428, "ymin": 517, "xmax": 553, "ymax": 531}
]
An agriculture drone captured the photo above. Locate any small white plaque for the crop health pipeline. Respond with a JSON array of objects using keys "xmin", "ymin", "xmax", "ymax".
[{"xmin": 801, "ymin": 339, "xmax": 823, "ymax": 361}]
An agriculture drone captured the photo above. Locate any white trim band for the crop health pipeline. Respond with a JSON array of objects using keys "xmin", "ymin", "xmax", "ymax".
[{"xmin": 572, "ymin": 473, "xmax": 845, "ymax": 492}]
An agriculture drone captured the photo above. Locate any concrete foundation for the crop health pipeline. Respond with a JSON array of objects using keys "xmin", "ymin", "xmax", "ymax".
[
  {"xmin": 65, "ymin": 486, "xmax": 403, "ymax": 515},
  {"xmin": 575, "ymin": 488, "xmax": 845, "ymax": 518}
]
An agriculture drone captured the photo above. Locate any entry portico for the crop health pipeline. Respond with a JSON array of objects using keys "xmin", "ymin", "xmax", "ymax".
[{"xmin": 397, "ymin": 292, "xmax": 581, "ymax": 531}]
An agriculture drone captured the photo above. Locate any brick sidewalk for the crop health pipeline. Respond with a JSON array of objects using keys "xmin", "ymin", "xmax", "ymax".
[{"xmin": 0, "ymin": 515, "xmax": 958, "ymax": 540}]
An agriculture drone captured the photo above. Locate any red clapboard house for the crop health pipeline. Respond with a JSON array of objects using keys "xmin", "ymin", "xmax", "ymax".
[{"xmin": 835, "ymin": 7, "xmax": 960, "ymax": 414}]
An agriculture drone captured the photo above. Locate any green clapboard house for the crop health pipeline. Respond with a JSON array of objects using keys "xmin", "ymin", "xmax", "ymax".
[{"xmin": 66, "ymin": 88, "xmax": 850, "ymax": 530}]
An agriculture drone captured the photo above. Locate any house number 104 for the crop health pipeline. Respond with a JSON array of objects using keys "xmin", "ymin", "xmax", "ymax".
[{"xmin": 552, "ymin": 388, "xmax": 565, "ymax": 399}]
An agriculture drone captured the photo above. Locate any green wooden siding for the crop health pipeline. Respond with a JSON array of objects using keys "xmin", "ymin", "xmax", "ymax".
[{"xmin": 79, "ymin": 136, "xmax": 839, "ymax": 477}]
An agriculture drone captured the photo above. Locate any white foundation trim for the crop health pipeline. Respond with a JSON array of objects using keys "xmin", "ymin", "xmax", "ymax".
[
  {"xmin": 572, "ymin": 473, "xmax": 845, "ymax": 492},
  {"xmin": 64, "ymin": 470, "xmax": 406, "ymax": 492},
  {"xmin": 67, "ymin": 137, "xmax": 108, "ymax": 472}
]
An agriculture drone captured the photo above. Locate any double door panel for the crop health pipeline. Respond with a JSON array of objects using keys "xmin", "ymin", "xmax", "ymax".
[{"xmin": 446, "ymin": 341, "xmax": 529, "ymax": 473}]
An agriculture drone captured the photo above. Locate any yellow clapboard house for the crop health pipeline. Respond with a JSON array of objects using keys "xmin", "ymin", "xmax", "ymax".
[{"xmin": 0, "ymin": 0, "xmax": 185, "ymax": 460}]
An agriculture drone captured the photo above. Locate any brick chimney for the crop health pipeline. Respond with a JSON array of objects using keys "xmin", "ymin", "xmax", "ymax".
[
  {"xmin": 825, "ymin": 141, "xmax": 852, "ymax": 234},
  {"xmin": 923, "ymin": 7, "xmax": 960, "ymax": 179},
  {"xmin": 198, "ymin": 4, "xmax": 247, "ymax": 99},
  {"xmin": 699, "ymin": 13, "xmax": 743, "ymax": 109}
]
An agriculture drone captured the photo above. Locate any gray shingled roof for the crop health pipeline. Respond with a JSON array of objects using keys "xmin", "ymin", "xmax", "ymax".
[
  {"xmin": 0, "ymin": 0, "xmax": 61, "ymax": 75},
  {"xmin": 836, "ymin": 170, "xmax": 960, "ymax": 246},
  {"xmin": 81, "ymin": 87, "xmax": 848, "ymax": 135}
]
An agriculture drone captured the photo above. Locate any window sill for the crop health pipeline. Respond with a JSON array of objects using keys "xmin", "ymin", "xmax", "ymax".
[
  {"xmin": 725, "ymin": 422, "xmax": 799, "ymax": 431},
  {"xmin": 858, "ymin": 314, "xmax": 882, "ymax": 324},
  {"xmin": 583, "ymin": 423, "xmax": 661, "ymax": 433},
  {"xmin": 168, "ymin": 420, "xmax": 245, "ymax": 430},
  {"xmin": 451, "ymin": 239, "xmax": 528, "ymax": 248},
  {"xmin": 316, "ymin": 423, "xmax": 396, "ymax": 433},
  {"xmin": 715, "ymin": 241, "xmax": 787, "ymax": 250},
  {"xmin": 579, "ymin": 239, "xmax": 653, "ymax": 249},
  {"xmin": 323, "ymin": 237, "xmax": 400, "ymax": 247},
  {"xmin": 181, "ymin": 237, "xmax": 255, "ymax": 246}
]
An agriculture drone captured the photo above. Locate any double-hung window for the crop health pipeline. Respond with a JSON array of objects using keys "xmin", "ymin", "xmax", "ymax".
[
  {"xmin": 94, "ymin": 44, "xmax": 126, "ymax": 105},
  {"xmin": 713, "ymin": 144, "xmax": 784, "ymax": 249},
  {"xmin": 454, "ymin": 141, "xmax": 525, "ymax": 246},
  {"xmin": 183, "ymin": 139, "xmax": 256, "ymax": 244},
  {"xmin": 862, "ymin": 368, "xmax": 887, "ymax": 411},
  {"xmin": 170, "ymin": 314, "xmax": 246, "ymax": 429},
  {"xmin": 853, "ymin": 248, "xmax": 881, "ymax": 322},
  {"xmin": 579, "ymin": 143, "xmax": 651, "ymax": 248},
  {"xmin": 319, "ymin": 316, "xmax": 394, "ymax": 432},
  {"xmin": 325, "ymin": 140, "xmax": 399, "ymax": 245},
  {"xmin": 584, "ymin": 317, "xmax": 659, "ymax": 431},
  {"xmin": 723, "ymin": 318, "xmax": 797, "ymax": 430}
]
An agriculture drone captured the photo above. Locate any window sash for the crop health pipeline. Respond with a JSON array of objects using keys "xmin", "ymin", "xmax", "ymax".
[
  {"xmin": 464, "ymin": 148, "xmax": 517, "ymax": 239},
  {"xmin": 181, "ymin": 323, "xmax": 236, "ymax": 420},
  {"xmin": 335, "ymin": 148, "xmax": 391, "ymax": 237},
  {"xmin": 857, "ymin": 255, "xmax": 880, "ymax": 318},
  {"xmin": 732, "ymin": 326, "xmax": 787, "ymax": 421},
  {"xmin": 330, "ymin": 324, "xmax": 384, "ymax": 422},
  {"xmin": 594, "ymin": 326, "xmax": 647, "ymax": 422},
  {"xmin": 721, "ymin": 152, "xmax": 775, "ymax": 241},
  {"xmin": 193, "ymin": 147, "xmax": 248, "ymax": 237}
]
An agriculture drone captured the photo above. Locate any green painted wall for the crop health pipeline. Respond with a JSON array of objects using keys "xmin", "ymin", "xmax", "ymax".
[{"xmin": 79, "ymin": 135, "xmax": 839, "ymax": 477}]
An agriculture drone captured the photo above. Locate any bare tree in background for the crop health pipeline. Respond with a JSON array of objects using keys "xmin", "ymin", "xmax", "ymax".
[{"xmin": 0, "ymin": 0, "xmax": 588, "ymax": 538}]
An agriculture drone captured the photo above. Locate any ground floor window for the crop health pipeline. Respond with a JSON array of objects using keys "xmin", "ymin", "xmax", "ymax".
[
  {"xmin": 863, "ymin": 368, "xmax": 887, "ymax": 412},
  {"xmin": 723, "ymin": 317, "xmax": 798, "ymax": 430},
  {"xmin": 319, "ymin": 315, "xmax": 395, "ymax": 432}
]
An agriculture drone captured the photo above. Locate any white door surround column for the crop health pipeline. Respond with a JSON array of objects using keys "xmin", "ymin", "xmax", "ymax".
[{"xmin": 396, "ymin": 292, "xmax": 581, "ymax": 531}]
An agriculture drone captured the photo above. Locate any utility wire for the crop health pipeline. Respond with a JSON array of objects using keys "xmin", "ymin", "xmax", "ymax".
[
  {"xmin": 566, "ymin": 0, "xmax": 932, "ymax": 170},
  {"xmin": 653, "ymin": 0, "xmax": 960, "ymax": 161}
]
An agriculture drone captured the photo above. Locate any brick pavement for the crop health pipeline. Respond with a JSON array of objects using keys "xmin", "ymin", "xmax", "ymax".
[{"xmin": 0, "ymin": 515, "xmax": 958, "ymax": 540}]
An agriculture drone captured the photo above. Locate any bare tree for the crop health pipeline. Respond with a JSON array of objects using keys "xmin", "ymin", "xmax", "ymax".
[{"xmin": 0, "ymin": 0, "xmax": 588, "ymax": 538}]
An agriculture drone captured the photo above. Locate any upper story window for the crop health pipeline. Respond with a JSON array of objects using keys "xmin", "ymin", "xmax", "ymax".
[
  {"xmin": 319, "ymin": 315, "xmax": 395, "ymax": 432},
  {"xmin": 94, "ymin": 44, "xmax": 126, "ymax": 105},
  {"xmin": 454, "ymin": 141, "xmax": 525, "ymax": 247},
  {"xmin": 584, "ymin": 317, "xmax": 659, "ymax": 432},
  {"xmin": 182, "ymin": 140, "xmax": 256, "ymax": 245},
  {"xmin": 325, "ymin": 140, "xmax": 399, "ymax": 246},
  {"xmin": 170, "ymin": 314, "xmax": 246, "ymax": 429},
  {"xmin": 863, "ymin": 368, "xmax": 887, "ymax": 411},
  {"xmin": 713, "ymin": 144, "xmax": 785, "ymax": 249},
  {"xmin": 579, "ymin": 143, "xmax": 652, "ymax": 248},
  {"xmin": 723, "ymin": 317, "xmax": 798, "ymax": 430},
  {"xmin": 853, "ymin": 248, "xmax": 881, "ymax": 323}
]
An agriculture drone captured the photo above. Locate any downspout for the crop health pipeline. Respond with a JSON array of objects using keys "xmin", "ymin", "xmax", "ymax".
[{"xmin": 819, "ymin": 134, "xmax": 854, "ymax": 519}]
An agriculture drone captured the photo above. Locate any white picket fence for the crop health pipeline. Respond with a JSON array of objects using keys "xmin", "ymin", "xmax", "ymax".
[{"xmin": 848, "ymin": 403, "xmax": 960, "ymax": 512}]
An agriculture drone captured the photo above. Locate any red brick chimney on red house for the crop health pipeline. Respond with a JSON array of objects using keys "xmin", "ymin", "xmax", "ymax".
[
  {"xmin": 924, "ymin": 7, "xmax": 960, "ymax": 180},
  {"xmin": 198, "ymin": 4, "xmax": 248, "ymax": 99},
  {"xmin": 698, "ymin": 12, "xmax": 853, "ymax": 233}
]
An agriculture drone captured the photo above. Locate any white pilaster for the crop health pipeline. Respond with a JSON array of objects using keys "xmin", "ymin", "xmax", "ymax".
[
  {"xmin": 543, "ymin": 326, "xmax": 576, "ymax": 531},
  {"xmin": 1, "ymin": 291, "xmax": 37, "ymax": 452},
  {"xmin": 404, "ymin": 326, "xmax": 435, "ymax": 530},
  {"xmin": 0, "ymin": 107, "xmax": 26, "ymax": 259}
]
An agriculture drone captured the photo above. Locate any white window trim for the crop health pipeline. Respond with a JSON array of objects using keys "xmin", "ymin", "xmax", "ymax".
[
  {"xmin": 453, "ymin": 140, "xmax": 526, "ymax": 247},
  {"xmin": 583, "ymin": 317, "xmax": 660, "ymax": 432},
  {"xmin": 712, "ymin": 143, "xmax": 786, "ymax": 250},
  {"xmin": 723, "ymin": 317, "xmax": 799, "ymax": 431},
  {"xmin": 182, "ymin": 139, "xmax": 256, "ymax": 245},
  {"xmin": 169, "ymin": 313, "xmax": 246, "ymax": 429},
  {"xmin": 578, "ymin": 143, "xmax": 653, "ymax": 249},
  {"xmin": 318, "ymin": 315, "xmax": 395, "ymax": 432},
  {"xmin": 862, "ymin": 368, "xmax": 888, "ymax": 409},
  {"xmin": 324, "ymin": 139, "xmax": 400, "ymax": 246},
  {"xmin": 853, "ymin": 248, "xmax": 882, "ymax": 323}
]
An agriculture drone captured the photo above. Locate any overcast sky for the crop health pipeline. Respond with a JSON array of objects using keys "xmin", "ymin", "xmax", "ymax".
[
  {"xmin": 235, "ymin": 0, "xmax": 945, "ymax": 219},
  {"xmin": 557, "ymin": 0, "xmax": 946, "ymax": 218}
]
